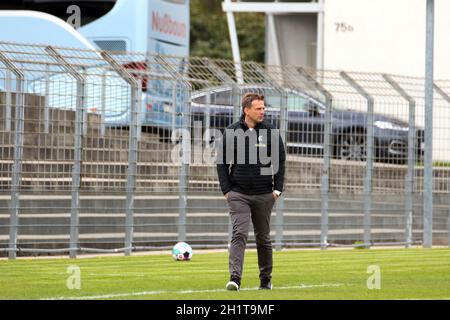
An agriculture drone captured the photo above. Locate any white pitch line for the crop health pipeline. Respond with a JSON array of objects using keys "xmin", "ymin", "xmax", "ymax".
[{"xmin": 43, "ymin": 283, "xmax": 343, "ymax": 300}]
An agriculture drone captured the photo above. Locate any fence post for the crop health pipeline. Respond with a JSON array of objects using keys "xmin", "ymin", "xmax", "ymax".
[
  {"xmin": 230, "ymin": 61, "xmax": 242, "ymax": 124},
  {"xmin": 232, "ymin": 86, "xmax": 241, "ymax": 123},
  {"xmin": 298, "ymin": 67, "xmax": 333, "ymax": 250},
  {"xmin": 179, "ymin": 85, "xmax": 192, "ymax": 243},
  {"xmin": 101, "ymin": 51, "xmax": 140, "ymax": 256},
  {"xmin": 44, "ymin": 63, "xmax": 50, "ymax": 134},
  {"xmin": 4, "ymin": 69, "xmax": 12, "ymax": 132},
  {"xmin": 423, "ymin": 0, "xmax": 434, "ymax": 248},
  {"xmin": 274, "ymin": 91, "xmax": 287, "ymax": 251},
  {"xmin": 448, "ymin": 215, "xmax": 450, "ymax": 248},
  {"xmin": 158, "ymin": 59, "xmax": 186, "ymax": 242},
  {"xmin": 383, "ymin": 74, "xmax": 416, "ymax": 248},
  {"xmin": 45, "ymin": 46, "xmax": 85, "ymax": 259},
  {"xmin": 155, "ymin": 56, "xmax": 192, "ymax": 243},
  {"xmin": 0, "ymin": 52, "xmax": 25, "ymax": 260},
  {"xmin": 340, "ymin": 71, "xmax": 374, "ymax": 248},
  {"xmin": 432, "ymin": 83, "xmax": 450, "ymax": 249},
  {"xmin": 136, "ymin": 79, "xmax": 143, "ymax": 142},
  {"xmin": 172, "ymin": 83, "xmax": 178, "ymax": 137},
  {"xmin": 82, "ymin": 67, "xmax": 88, "ymax": 136},
  {"xmin": 100, "ymin": 69, "xmax": 106, "ymax": 137}
]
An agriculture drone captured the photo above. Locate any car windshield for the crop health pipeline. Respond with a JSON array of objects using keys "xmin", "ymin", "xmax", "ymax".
[{"xmin": 267, "ymin": 94, "xmax": 323, "ymax": 112}]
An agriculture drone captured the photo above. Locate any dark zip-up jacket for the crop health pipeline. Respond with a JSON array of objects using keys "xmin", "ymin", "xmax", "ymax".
[{"xmin": 216, "ymin": 118, "xmax": 286, "ymax": 195}]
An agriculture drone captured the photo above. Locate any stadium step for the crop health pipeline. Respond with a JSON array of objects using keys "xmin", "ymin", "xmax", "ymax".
[{"xmin": 0, "ymin": 193, "xmax": 448, "ymax": 251}]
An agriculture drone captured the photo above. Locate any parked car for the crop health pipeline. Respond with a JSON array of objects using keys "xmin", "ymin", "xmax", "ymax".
[{"xmin": 189, "ymin": 85, "xmax": 425, "ymax": 164}]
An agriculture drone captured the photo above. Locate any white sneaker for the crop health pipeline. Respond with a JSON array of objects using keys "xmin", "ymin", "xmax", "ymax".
[{"xmin": 226, "ymin": 280, "xmax": 239, "ymax": 291}]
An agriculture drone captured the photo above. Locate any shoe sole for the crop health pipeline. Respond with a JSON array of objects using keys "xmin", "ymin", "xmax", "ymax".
[
  {"xmin": 226, "ymin": 281, "xmax": 239, "ymax": 291},
  {"xmin": 259, "ymin": 284, "xmax": 273, "ymax": 290}
]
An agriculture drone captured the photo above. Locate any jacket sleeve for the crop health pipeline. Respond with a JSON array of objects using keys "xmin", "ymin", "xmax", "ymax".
[
  {"xmin": 273, "ymin": 133, "xmax": 286, "ymax": 192},
  {"xmin": 216, "ymin": 129, "xmax": 232, "ymax": 195}
]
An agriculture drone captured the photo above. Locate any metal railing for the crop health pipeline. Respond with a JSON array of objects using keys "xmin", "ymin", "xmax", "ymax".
[{"xmin": 0, "ymin": 41, "xmax": 449, "ymax": 258}]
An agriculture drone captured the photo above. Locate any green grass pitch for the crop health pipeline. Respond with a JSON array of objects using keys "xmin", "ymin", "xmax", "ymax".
[{"xmin": 0, "ymin": 248, "xmax": 449, "ymax": 300}]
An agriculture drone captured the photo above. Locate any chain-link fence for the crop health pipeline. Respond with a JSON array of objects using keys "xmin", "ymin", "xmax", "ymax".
[{"xmin": 0, "ymin": 41, "xmax": 449, "ymax": 258}]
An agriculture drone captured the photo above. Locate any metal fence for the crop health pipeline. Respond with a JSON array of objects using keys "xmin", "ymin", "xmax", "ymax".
[{"xmin": 0, "ymin": 41, "xmax": 449, "ymax": 259}]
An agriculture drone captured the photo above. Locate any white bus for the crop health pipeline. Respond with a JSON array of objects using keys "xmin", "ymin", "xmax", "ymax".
[
  {"xmin": 0, "ymin": 0, "xmax": 189, "ymax": 56},
  {"xmin": 74, "ymin": 0, "xmax": 190, "ymax": 129},
  {"xmin": 79, "ymin": 0, "xmax": 189, "ymax": 57},
  {"xmin": 0, "ymin": 0, "xmax": 190, "ymax": 128}
]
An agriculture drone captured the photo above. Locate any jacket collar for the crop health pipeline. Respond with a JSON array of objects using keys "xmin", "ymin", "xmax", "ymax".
[{"xmin": 239, "ymin": 117, "xmax": 264, "ymax": 130}]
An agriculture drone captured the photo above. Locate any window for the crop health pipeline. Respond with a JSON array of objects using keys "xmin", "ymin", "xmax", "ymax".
[
  {"xmin": 287, "ymin": 94, "xmax": 323, "ymax": 111},
  {"xmin": 214, "ymin": 90, "xmax": 232, "ymax": 105},
  {"xmin": 192, "ymin": 90, "xmax": 232, "ymax": 106}
]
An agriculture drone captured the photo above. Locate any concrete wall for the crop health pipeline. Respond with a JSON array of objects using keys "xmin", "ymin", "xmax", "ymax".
[
  {"xmin": 266, "ymin": 13, "xmax": 317, "ymax": 68},
  {"xmin": 323, "ymin": 0, "xmax": 450, "ymax": 78}
]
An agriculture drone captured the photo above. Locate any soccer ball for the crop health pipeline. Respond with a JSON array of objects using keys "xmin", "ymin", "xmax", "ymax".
[{"xmin": 172, "ymin": 242, "xmax": 193, "ymax": 261}]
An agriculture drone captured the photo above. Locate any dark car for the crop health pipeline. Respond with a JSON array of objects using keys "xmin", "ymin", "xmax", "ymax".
[{"xmin": 189, "ymin": 85, "xmax": 424, "ymax": 164}]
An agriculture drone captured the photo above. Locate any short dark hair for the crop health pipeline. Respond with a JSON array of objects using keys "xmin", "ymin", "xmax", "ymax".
[{"xmin": 241, "ymin": 93, "xmax": 264, "ymax": 115}]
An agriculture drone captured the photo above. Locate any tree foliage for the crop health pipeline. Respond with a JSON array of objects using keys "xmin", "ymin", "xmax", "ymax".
[{"xmin": 190, "ymin": 0, "xmax": 265, "ymax": 62}]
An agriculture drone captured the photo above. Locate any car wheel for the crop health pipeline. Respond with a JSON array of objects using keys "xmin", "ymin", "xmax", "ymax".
[{"xmin": 337, "ymin": 131, "xmax": 367, "ymax": 161}]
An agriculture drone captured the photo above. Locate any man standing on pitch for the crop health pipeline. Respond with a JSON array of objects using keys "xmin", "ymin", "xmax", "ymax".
[{"xmin": 216, "ymin": 92, "xmax": 286, "ymax": 291}]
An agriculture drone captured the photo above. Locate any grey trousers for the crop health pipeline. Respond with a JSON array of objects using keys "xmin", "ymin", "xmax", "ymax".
[{"xmin": 226, "ymin": 190, "xmax": 276, "ymax": 281}]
